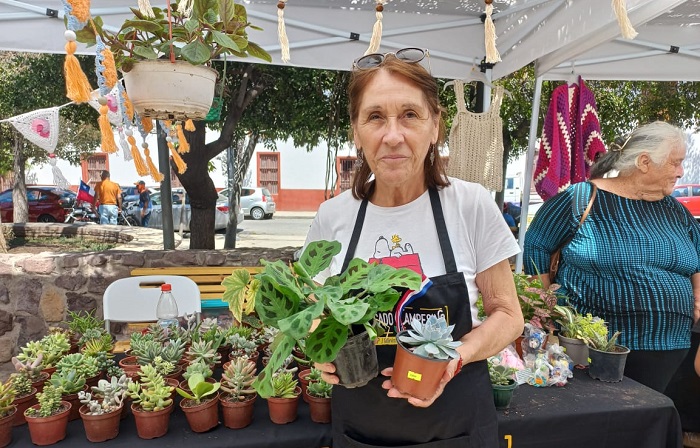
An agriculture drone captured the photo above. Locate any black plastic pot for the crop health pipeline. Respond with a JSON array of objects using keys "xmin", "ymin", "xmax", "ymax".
[
  {"xmin": 333, "ymin": 331, "xmax": 378, "ymax": 388},
  {"xmin": 588, "ymin": 345, "xmax": 630, "ymax": 382}
]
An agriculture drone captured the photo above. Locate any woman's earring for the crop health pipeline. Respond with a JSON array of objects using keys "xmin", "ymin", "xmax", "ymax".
[
  {"xmin": 429, "ymin": 145, "xmax": 435, "ymax": 166},
  {"xmin": 355, "ymin": 151, "xmax": 364, "ymax": 170}
]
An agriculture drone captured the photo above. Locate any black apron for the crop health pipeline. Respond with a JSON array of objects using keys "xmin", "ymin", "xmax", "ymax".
[{"xmin": 332, "ymin": 187, "xmax": 498, "ymax": 448}]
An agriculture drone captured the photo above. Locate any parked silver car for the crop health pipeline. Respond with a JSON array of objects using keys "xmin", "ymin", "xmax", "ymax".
[
  {"xmin": 145, "ymin": 191, "xmax": 243, "ymax": 231},
  {"xmin": 220, "ymin": 187, "xmax": 275, "ymax": 220}
]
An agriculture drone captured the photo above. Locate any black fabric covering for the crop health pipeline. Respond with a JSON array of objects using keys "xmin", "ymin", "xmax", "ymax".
[{"xmin": 9, "ymin": 371, "xmax": 680, "ymax": 447}]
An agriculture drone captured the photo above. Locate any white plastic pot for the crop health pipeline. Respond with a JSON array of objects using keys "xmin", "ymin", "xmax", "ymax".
[{"xmin": 123, "ymin": 60, "xmax": 217, "ymax": 121}]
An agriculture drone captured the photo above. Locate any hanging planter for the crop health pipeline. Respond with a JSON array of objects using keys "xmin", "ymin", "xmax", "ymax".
[{"xmin": 123, "ymin": 61, "xmax": 217, "ymax": 121}]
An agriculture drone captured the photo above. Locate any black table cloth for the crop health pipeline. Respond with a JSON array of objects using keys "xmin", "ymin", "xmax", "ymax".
[{"xmin": 9, "ymin": 370, "xmax": 680, "ymax": 447}]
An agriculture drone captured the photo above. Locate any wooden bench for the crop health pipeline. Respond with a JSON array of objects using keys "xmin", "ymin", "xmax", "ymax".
[{"xmin": 130, "ymin": 266, "xmax": 262, "ymax": 310}]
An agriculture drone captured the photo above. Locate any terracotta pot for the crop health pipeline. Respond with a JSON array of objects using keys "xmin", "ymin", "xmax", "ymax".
[
  {"xmin": 267, "ymin": 387, "xmax": 300, "ymax": 424},
  {"xmin": 79, "ymin": 404, "xmax": 122, "ymax": 442},
  {"xmin": 219, "ymin": 393, "xmax": 256, "ymax": 429},
  {"xmin": 0, "ymin": 407, "xmax": 16, "ymax": 448},
  {"xmin": 24, "ymin": 401, "xmax": 71, "ymax": 446},
  {"xmin": 118, "ymin": 356, "xmax": 140, "ymax": 379},
  {"xmin": 131, "ymin": 403, "xmax": 173, "ymax": 439},
  {"xmin": 85, "ymin": 372, "xmax": 102, "ymax": 388},
  {"xmin": 164, "ymin": 365, "xmax": 183, "ymax": 382},
  {"xmin": 12, "ymin": 387, "xmax": 37, "ymax": 426},
  {"xmin": 305, "ymin": 390, "xmax": 331, "ymax": 424},
  {"xmin": 63, "ymin": 385, "xmax": 89, "ymax": 421},
  {"xmin": 298, "ymin": 369, "xmax": 312, "ymax": 403},
  {"xmin": 180, "ymin": 393, "xmax": 220, "ymax": 433},
  {"xmin": 31, "ymin": 372, "xmax": 50, "ymax": 394},
  {"xmin": 165, "ymin": 378, "xmax": 180, "ymax": 405},
  {"xmin": 391, "ymin": 331, "xmax": 450, "ymax": 400}
]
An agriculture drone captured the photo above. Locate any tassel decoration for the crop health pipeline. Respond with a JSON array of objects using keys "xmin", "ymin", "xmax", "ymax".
[
  {"xmin": 95, "ymin": 36, "xmax": 118, "ymax": 153},
  {"xmin": 141, "ymin": 115, "xmax": 154, "ymax": 134},
  {"xmin": 128, "ymin": 133, "xmax": 149, "ymax": 176},
  {"xmin": 185, "ymin": 119, "xmax": 196, "ymax": 132},
  {"xmin": 176, "ymin": 123, "xmax": 190, "ymax": 153},
  {"xmin": 119, "ymin": 83, "xmax": 135, "ymax": 122},
  {"xmin": 612, "ymin": 0, "xmax": 638, "ymax": 39},
  {"xmin": 168, "ymin": 141, "xmax": 188, "ymax": 174},
  {"xmin": 177, "ymin": 0, "xmax": 194, "ymax": 17},
  {"xmin": 99, "ymin": 102, "xmax": 118, "ymax": 153},
  {"xmin": 63, "ymin": 37, "xmax": 92, "ymax": 103},
  {"xmin": 138, "ymin": 0, "xmax": 155, "ymax": 18},
  {"xmin": 484, "ymin": 1, "xmax": 501, "ymax": 64},
  {"xmin": 118, "ymin": 127, "xmax": 133, "ymax": 161},
  {"xmin": 48, "ymin": 154, "xmax": 71, "ymax": 190},
  {"xmin": 364, "ymin": 1, "xmax": 385, "ymax": 56},
  {"xmin": 143, "ymin": 147, "xmax": 165, "ymax": 182},
  {"xmin": 277, "ymin": 1, "xmax": 291, "ymax": 63}
]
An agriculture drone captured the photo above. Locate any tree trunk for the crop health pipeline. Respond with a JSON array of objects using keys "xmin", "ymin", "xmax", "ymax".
[
  {"xmin": 223, "ymin": 143, "xmax": 239, "ymax": 249},
  {"xmin": 12, "ymin": 133, "xmax": 28, "ymax": 223},
  {"xmin": 0, "ymin": 215, "xmax": 6, "ymax": 253}
]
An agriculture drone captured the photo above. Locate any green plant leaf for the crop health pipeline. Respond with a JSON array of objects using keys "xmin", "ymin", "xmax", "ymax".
[
  {"xmin": 298, "ymin": 240, "xmax": 341, "ymax": 278},
  {"xmin": 181, "ymin": 39, "xmax": 212, "ymax": 65},
  {"xmin": 338, "ymin": 258, "xmax": 371, "ymax": 293},
  {"xmin": 252, "ymin": 335, "xmax": 295, "ymax": 398},
  {"xmin": 219, "ymin": 0, "xmax": 237, "ymax": 23},
  {"xmin": 184, "ymin": 18, "xmax": 200, "ymax": 34},
  {"xmin": 305, "ymin": 317, "xmax": 348, "ymax": 363},
  {"xmin": 327, "ymin": 298, "xmax": 369, "ymax": 326},
  {"xmin": 221, "ymin": 269, "xmax": 257, "ymax": 323},
  {"xmin": 245, "ymin": 42, "xmax": 271, "ymax": 62},
  {"xmin": 277, "ymin": 299, "xmax": 323, "ymax": 340},
  {"xmin": 367, "ymin": 289, "xmax": 400, "ymax": 312},
  {"xmin": 119, "ymin": 19, "xmax": 163, "ymax": 34},
  {"xmin": 193, "ymin": 0, "xmax": 218, "ymax": 20},
  {"xmin": 211, "ymin": 30, "xmax": 240, "ymax": 52},
  {"xmin": 255, "ymin": 277, "xmax": 298, "ymax": 327},
  {"xmin": 367, "ymin": 265, "xmax": 421, "ymax": 293},
  {"xmin": 132, "ymin": 46, "xmax": 159, "ymax": 60},
  {"xmin": 176, "ymin": 388, "xmax": 195, "ymax": 400}
]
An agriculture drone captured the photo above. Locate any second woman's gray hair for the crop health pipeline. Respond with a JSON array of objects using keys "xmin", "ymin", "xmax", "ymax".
[{"xmin": 590, "ymin": 121, "xmax": 686, "ymax": 179}]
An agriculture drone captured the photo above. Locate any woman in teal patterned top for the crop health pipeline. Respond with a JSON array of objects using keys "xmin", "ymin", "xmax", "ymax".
[{"xmin": 524, "ymin": 121, "xmax": 700, "ymax": 393}]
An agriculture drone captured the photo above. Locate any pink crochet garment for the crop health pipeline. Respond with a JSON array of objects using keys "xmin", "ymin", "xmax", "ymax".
[{"xmin": 534, "ymin": 77, "xmax": 607, "ymax": 201}]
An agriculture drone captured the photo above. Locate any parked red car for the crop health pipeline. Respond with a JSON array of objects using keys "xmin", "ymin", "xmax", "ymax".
[
  {"xmin": 0, "ymin": 186, "xmax": 76, "ymax": 223},
  {"xmin": 672, "ymin": 184, "xmax": 700, "ymax": 218}
]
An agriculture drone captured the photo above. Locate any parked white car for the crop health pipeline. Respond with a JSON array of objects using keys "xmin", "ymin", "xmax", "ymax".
[
  {"xmin": 145, "ymin": 190, "xmax": 243, "ymax": 231},
  {"xmin": 220, "ymin": 187, "xmax": 275, "ymax": 220}
]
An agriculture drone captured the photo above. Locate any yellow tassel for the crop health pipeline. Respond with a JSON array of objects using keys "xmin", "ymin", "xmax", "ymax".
[
  {"xmin": 68, "ymin": 0, "xmax": 91, "ymax": 23},
  {"xmin": 141, "ymin": 115, "xmax": 154, "ymax": 134},
  {"xmin": 122, "ymin": 90, "xmax": 134, "ymax": 121},
  {"xmin": 101, "ymin": 48, "xmax": 118, "ymax": 90},
  {"xmin": 277, "ymin": 1, "xmax": 290, "ymax": 63},
  {"xmin": 143, "ymin": 147, "xmax": 165, "ymax": 182},
  {"xmin": 99, "ymin": 104, "xmax": 118, "ymax": 153},
  {"xmin": 612, "ymin": 0, "xmax": 638, "ymax": 39},
  {"xmin": 64, "ymin": 41, "xmax": 92, "ymax": 103},
  {"xmin": 176, "ymin": 123, "xmax": 190, "ymax": 153},
  {"xmin": 185, "ymin": 119, "xmax": 195, "ymax": 131},
  {"xmin": 364, "ymin": 1, "xmax": 385, "ymax": 56},
  {"xmin": 169, "ymin": 141, "xmax": 188, "ymax": 174},
  {"xmin": 484, "ymin": 3, "xmax": 501, "ymax": 64},
  {"xmin": 128, "ymin": 136, "xmax": 149, "ymax": 176}
]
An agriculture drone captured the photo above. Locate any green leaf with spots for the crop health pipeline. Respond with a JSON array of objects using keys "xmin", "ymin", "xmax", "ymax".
[
  {"xmin": 367, "ymin": 288, "xmax": 400, "ymax": 312},
  {"xmin": 255, "ymin": 278, "xmax": 299, "ymax": 327},
  {"xmin": 259, "ymin": 260, "xmax": 304, "ymax": 298},
  {"xmin": 305, "ymin": 317, "xmax": 348, "ymax": 363},
  {"xmin": 327, "ymin": 298, "xmax": 369, "ymax": 327},
  {"xmin": 277, "ymin": 299, "xmax": 324, "ymax": 340},
  {"xmin": 252, "ymin": 334, "xmax": 295, "ymax": 398},
  {"xmin": 367, "ymin": 265, "xmax": 421, "ymax": 293},
  {"xmin": 298, "ymin": 240, "xmax": 341, "ymax": 278},
  {"xmin": 313, "ymin": 284, "xmax": 343, "ymax": 305},
  {"xmin": 221, "ymin": 269, "xmax": 258, "ymax": 324},
  {"xmin": 338, "ymin": 258, "xmax": 371, "ymax": 293}
]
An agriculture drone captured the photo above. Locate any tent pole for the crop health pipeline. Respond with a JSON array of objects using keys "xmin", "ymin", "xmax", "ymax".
[{"xmin": 515, "ymin": 75, "xmax": 543, "ymax": 274}]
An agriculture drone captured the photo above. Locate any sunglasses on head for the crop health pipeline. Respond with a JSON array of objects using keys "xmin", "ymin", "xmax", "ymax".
[{"xmin": 353, "ymin": 48, "xmax": 429, "ymax": 71}]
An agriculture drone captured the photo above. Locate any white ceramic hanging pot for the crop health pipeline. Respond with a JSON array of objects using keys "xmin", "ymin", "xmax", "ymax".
[{"xmin": 123, "ymin": 60, "xmax": 217, "ymax": 121}]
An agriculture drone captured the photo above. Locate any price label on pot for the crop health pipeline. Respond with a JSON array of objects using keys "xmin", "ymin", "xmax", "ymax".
[{"xmin": 407, "ymin": 371, "xmax": 422, "ymax": 382}]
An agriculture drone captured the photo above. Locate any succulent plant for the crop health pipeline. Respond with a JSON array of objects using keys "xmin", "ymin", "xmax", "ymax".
[
  {"xmin": 220, "ymin": 357, "xmax": 256, "ymax": 401},
  {"xmin": 65, "ymin": 310, "xmax": 103, "ymax": 338},
  {"xmin": 149, "ymin": 356, "xmax": 176, "ymax": 377},
  {"xmin": 25, "ymin": 384, "xmax": 64, "ymax": 418},
  {"xmin": 161, "ymin": 338, "xmax": 186, "ymax": 364},
  {"xmin": 183, "ymin": 361, "xmax": 213, "ymax": 381},
  {"xmin": 176, "ymin": 373, "xmax": 220, "ymax": 405},
  {"xmin": 0, "ymin": 378, "xmax": 16, "ymax": 417},
  {"xmin": 127, "ymin": 364, "xmax": 173, "ymax": 412},
  {"xmin": 106, "ymin": 365, "xmax": 125, "ymax": 380},
  {"xmin": 38, "ymin": 331, "xmax": 71, "ymax": 367},
  {"xmin": 56, "ymin": 353, "xmax": 100, "ymax": 380},
  {"xmin": 270, "ymin": 371, "xmax": 298, "ymax": 399},
  {"xmin": 228, "ymin": 333, "xmax": 258, "ymax": 360},
  {"xmin": 306, "ymin": 379, "xmax": 333, "ymax": 399},
  {"xmin": 191, "ymin": 320, "xmax": 226, "ymax": 351},
  {"xmin": 79, "ymin": 374, "xmax": 131, "ymax": 415},
  {"xmin": 49, "ymin": 369, "xmax": 86, "ymax": 395},
  {"xmin": 186, "ymin": 340, "xmax": 221, "ymax": 368},
  {"xmin": 78, "ymin": 328, "xmax": 114, "ymax": 352},
  {"xmin": 398, "ymin": 316, "xmax": 461, "ymax": 360},
  {"xmin": 307, "ymin": 367, "xmax": 323, "ymax": 383},
  {"xmin": 10, "ymin": 373, "xmax": 32, "ymax": 398},
  {"xmin": 488, "ymin": 362, "xmax": 517, "ymax": 386},
  {"xmin": 11, "ymin": 352, "xmax": 44, "ymax": 381}
]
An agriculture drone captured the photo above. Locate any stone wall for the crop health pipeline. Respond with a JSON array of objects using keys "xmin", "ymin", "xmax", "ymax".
[{"xmin": 0, "ymin": 246, "xmax": 297, "ymax": 365}]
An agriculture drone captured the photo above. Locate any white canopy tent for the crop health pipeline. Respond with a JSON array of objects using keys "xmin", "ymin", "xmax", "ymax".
[{"xmin": 1, "ymin": 0, "xmax": 698, "ymax": 258}]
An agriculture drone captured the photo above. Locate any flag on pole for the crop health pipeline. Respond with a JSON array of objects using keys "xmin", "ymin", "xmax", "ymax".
[{"xmin": 77, "ymin": 180, "xmax": 95, "ymax": 203}]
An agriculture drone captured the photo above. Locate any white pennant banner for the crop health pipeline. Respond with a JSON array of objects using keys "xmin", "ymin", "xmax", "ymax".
[
  {"xmin": 8, "ymin": 107, "xmax": 60, "ymax": 153},
  {"xmin": 88, "ymin": 86, "xmax": 122, "ymax": 127}
]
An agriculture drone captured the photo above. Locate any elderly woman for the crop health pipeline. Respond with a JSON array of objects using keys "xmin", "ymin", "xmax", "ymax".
[
  {"xmin": 524, "ymin": 121, "xmax": 700, "ymax": 393},
  {"xmin": 303, "ymin": 49, "xmax": 523, "ymax": 447}
]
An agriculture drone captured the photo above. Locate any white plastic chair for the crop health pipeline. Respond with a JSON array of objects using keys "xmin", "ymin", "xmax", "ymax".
[{"xmin": 103, "ymin": 275, "xmax": 201, "ymax": 332}]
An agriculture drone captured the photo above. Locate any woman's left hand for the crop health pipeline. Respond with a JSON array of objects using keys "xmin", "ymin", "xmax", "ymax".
[{"xmin": 380, "ymin": 357, "xmax": 461, "ymax": 408}]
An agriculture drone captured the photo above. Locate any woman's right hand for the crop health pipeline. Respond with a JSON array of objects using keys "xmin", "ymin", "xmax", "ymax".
[{"xmin": 314, "ymin": 362, "xmax": 339, "ymax": 385}]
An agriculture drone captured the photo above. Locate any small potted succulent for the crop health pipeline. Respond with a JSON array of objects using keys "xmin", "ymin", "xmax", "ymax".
[
  {"xmin": 305, "ymin": 379, "xmax": 332, "ymax": 424},
  {"xmin": 12, "ymin": 353, "xmax": 48, "ymax": 393},
  {"xmin": 10, "ymin": 373, "xmax": 36, "ymax": 427},
  {"xmin": 392, "ymin": 315, "xmax": 461, "ymax": 400},
  {"xmin": 127, "ymin": 364, "xmax": 174, "ymax": 439},
  {"xmin": 176, "ymin": 373, "xmax": 221, "ymax": 433},
  {"xmin": 219, "ymin": 357, "xmax": 258, "ymax": 429},
  {"xmin": 488, "ymin": 359, "xmax": 518, "ymax": 410},
  {"xmin": 186, "ymin": 340, "xmax": 222, "ymax": 369},
  {"xmin": 223, "ymin": 239, "xmax": 421, "ymax": 398},
  {"xmin": 55, "ymin": 352, "xmax": 100, "ymax": 389},
  {"xmin": 78, "ymin": 375, "xmax": 131, "ymax": 442},
  {"xmin": 0, "ymin": 378, "xmax": 17, "ymax": 448},
  {"xmin": 72, "ymin": 0, "xmax": 271, "ymax": 120},
  {"xmin": 581, "ymin": 319, "xmax": 629, "ymax": 383},
  {"xmin": 298, "ymin": 366, "xmax": 322, "ymax": 403},
  {"xmin": 48, "ymin": 369, "xmax": 87, "ymax": 422},
  {"xmin": 24, "ymin": 384, "xmax": 71, "ymax": 446},
  {"xmin": 266, "ymin": 371, "xmax": 300, "ymax": 425},
  {"xmin": 65, "ymin": 310, "xmax": 104, "ymax": 349}
]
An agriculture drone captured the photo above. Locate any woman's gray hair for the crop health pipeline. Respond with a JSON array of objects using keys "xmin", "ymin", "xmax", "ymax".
[{"xmin": 590, "ymin": 121, "xmax": 686, "ymax": 179}]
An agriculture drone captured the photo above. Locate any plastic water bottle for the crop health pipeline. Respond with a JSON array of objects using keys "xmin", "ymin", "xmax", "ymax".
[{"xmin": 156, "ymin": 283, "xmax": 179, "ymax": 331}]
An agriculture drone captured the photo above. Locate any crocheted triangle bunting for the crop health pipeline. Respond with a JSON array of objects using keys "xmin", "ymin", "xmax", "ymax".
[{"xmin": 8, "ymin": 107, "xmax": 60, "ymax": 153}]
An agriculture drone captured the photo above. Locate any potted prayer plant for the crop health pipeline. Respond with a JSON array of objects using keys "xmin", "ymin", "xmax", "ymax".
[
  {"xmin": 219, "ymin": 356, "xmax": 258, "ymax": 429},
  {"xmin": 393, "ymin": 316, "xmax": 461, "ymax": 400},
  {"xmin": 73, "ymin": 0, "xmax": 271, "ymax": 120},
  {"xmin": 305, "ymin": 379, "xmax": 332, "ymax": 424},
  {"xmin": 24, "ymin": 384, "xmax": 71, "ymax": 446},
  {"xmin": 0, "ymin": 378, "xmax": 16, "ymax": 448},
  {"xmin": 222, "ymin": 239, "xmax": 421, "ymax": 398},
  {"xmin": 176, "ymin": 373, "xmax": 221, "ymax": 433},
  {"xmin": 581, "ymin": 319, "xmax": 630, "ymax": 383},
  {"xmin": 488, "ymin": 359, "xmax": 518, "ymax": 410}
]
